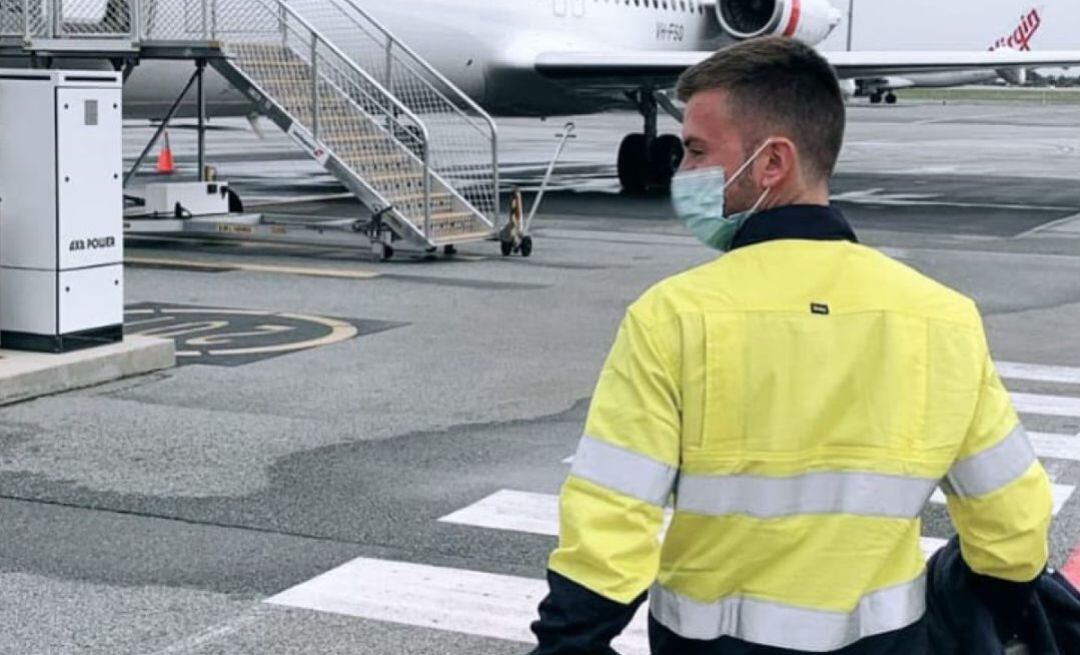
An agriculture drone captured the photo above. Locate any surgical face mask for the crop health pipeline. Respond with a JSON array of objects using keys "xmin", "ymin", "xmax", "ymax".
[{"xmin": 671, "ymin": 140, "xmax": 773, "ymax": 252}]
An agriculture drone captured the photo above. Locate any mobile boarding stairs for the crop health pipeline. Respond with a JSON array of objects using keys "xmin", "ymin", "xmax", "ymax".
[{"xmin": 0, "ymin": 0, "xmax": 501, "ymax": 259}]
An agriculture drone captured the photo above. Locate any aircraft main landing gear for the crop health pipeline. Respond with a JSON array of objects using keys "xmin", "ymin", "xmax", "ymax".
[
  {"xmin": 617, "ymin": 88, "xmax": 685, "ymax": 194},
  {"xmin": 869, "ymin": 91, "xmax": 898, "ymax": 105}
]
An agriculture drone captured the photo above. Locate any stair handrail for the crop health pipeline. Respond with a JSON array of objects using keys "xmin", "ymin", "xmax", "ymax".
[
  {"xmin": 312, "ymin": 0, "xmax": 500, "ymax": 224},
  {"xmin": 234, "ymin": 0, "xmax": 433, "ymax": 234},
  {"xmin": 243, "ymin": 0, "xmax": 431, "ymax": 149},
  {"xmin": 325, "ymin": 0, "xmax": 498, "ymax": 141}
]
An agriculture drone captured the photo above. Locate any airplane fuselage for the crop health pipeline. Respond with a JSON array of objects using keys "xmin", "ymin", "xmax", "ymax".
[
  {"xmin": 352, "ymin": 0, "xmax": 727, "ymax": 115},
  {"xmin": 122, "ymin": 0, "xmax": 730, "ymax": 119}
]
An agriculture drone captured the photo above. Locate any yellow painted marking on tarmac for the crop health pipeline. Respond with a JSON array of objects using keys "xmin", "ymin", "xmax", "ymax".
[
  {"xmin": 126, "ymin": 256, "xmax": 379, "ymax": 280},
  {"xmin": 204, "ymin": 313, "xmax": 358, "ymax": 356}
]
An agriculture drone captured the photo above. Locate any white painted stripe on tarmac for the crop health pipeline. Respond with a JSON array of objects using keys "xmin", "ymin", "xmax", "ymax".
[
  {"xmin": 439, "ymin": 489, "xmax": 1025, "ymax": 553},
  {"xmin": 920, "ymin": 537, "xmax": 948, "ymax": 559},
  {"xmin": 1013, "ymin": 392, "xmax": 1080, "ymax": 418},
  {"xmin": 1031, "ymin": 431, "xmax": 1080, "ymax": 462},
  {"xmin": 267, "ymin": 538, "xmax": 954, "ymax": 652},
  {"xmin": 999, "ymin": 362, "xmax": 1080, "ymax": 386},
  {"xmin": 931, "ymin": 483, "xmax": 1073, "ymax": 515},
  {"xmin": 266, "ymin": 556, "xmax": 651, "ymax": 655},
  {"xmin": 440, "ymin": 489, "xmax": 560, "ymax": 537}
]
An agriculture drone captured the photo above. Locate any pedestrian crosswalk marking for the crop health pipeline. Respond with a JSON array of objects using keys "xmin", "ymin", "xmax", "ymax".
[
  {"xmin": 998, "ymin": 361, "xmax": 1080, "ymax": 386},
  {"xmin": 439, "ymin": 484, "xmax": 1073, "ymax": 542},
  {"xmin": 266, "ymin": 556, "xmax": 652, "ymax": 655},
  {"xmin": 1030, "ymin": 432, "xmax": 1080, "ymax": 461},
  {"xmin": 1012, "ymin": 392, "xmax": 1080, "ymax": 418},
  {"xmin": 268, "ymin": 359, "xmax": 1080, "ymax": 649},
  {"xmin": 930, "ymin": 483, "xmax": 1074, "ymax": 515}
]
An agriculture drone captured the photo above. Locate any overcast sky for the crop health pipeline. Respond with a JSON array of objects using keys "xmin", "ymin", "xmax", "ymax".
[{"xmin": 819, "ymin": 1, "xmax": 1068, "ymax": 52}]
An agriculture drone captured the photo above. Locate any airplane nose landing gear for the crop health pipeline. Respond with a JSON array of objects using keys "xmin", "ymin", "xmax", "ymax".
[{"xmin": 617, "ymin": 87, "xmax": 685, "ymax": 194}]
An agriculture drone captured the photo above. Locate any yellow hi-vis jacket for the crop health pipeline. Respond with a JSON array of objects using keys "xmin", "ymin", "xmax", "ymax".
[{"xmin": 550, "ymin": 231, "xmax": 1052, "ymax": 651}]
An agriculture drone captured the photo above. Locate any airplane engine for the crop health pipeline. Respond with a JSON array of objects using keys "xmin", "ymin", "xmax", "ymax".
[{"xmin": 715, "ymin": 0, "xmax": 843, "ymax": 46}]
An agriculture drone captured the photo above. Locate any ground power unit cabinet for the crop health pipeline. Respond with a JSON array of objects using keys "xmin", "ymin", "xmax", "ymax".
[{"xmin": 0, "ymin": 70, "xmax": 124, "ymax": 352}]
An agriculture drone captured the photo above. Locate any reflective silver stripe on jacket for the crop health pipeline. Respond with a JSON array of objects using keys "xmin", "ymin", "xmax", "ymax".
[
  {"xmin": 676, "ymin": 470, "xmax": 938, "ymax": 519},
  {"xmin": 650, "ymin": 574, "xmax": 927, "ymax": 651},
  {"xmin": 943, "ymin": 424, "xmax": 1037, "ymax": 498},
  {"xmin": 569, "ymin": 434, "xmax": 677, "ymax": 507}
]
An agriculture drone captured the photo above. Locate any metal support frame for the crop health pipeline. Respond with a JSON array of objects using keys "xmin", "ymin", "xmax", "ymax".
[
  {"xmin": 123, "ymin": 66, "xmax": 200, "ymax": 187},
  {"xmin": 629, "ymin": 87, "xmax": 659, "ymax": 148},
  {"xmin": 524, "ymin": 122, "xmax": 575, "ymax": 233},
  {"xmin": 197, "ymin": 59, "xmax": 206, "ymax": 181},
  {"xmin": 653, "ymin": 90, "xmax": 684, "ymax": 124}
]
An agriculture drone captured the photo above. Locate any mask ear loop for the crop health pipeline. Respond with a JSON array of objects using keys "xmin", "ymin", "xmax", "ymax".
[
  {"xmin": 727, "ymin": 139, "xmax": 774, "ymax": 188},
  {"xmin": 748, "ymin": 186, "xmax": 771, "ymax": 215},
  {"xmin": 723, "ymin": 139, "xmax": 773, "ymax": 219}
]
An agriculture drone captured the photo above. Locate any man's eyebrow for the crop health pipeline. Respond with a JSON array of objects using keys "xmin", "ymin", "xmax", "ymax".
[{"xmin": 683, "ymin": 136, "xmax": 705, "ymax": 148}]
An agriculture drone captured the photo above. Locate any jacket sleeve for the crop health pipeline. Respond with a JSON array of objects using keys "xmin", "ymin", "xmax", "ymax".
[
  {"xmin": 530, "ymin": 309, "xmax": 681, "ymax": 654},
  {"xmin": 943, "ymin": 351, "xmax": 1052, "ymax": 584}
]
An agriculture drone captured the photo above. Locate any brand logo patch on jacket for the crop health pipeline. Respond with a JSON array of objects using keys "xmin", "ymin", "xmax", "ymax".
[{"xmin": 811, "ymin": 302, "xmax": 830, "ymax": 315}]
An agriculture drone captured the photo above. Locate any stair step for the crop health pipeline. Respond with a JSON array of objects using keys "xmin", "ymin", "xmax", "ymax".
[
  {"xmin": 222, "ymin": 43, "xmax": 492, "ymax": 248},
  {"xmin": 236, "ymin": 59, "xmax": 309, "ymax": 69},
  {"xmin": 367, "ymin": 171, "xmax": 424, "ymax": 183}
]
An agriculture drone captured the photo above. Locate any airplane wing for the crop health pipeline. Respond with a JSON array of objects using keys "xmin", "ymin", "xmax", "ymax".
[{"xmin": 534, "ymin": 49, "xmax": 1080, "ymax": 84}]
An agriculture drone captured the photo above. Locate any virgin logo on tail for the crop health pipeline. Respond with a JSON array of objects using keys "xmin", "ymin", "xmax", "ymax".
[{"xmin": 990, "ymin": 7, "xmax": 1043, "ymax": 51}]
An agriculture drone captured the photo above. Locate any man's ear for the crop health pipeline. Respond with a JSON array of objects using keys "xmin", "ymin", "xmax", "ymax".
[{"xmin": 758, "ymin": 138, "xmax": 798, "ymax": 190}]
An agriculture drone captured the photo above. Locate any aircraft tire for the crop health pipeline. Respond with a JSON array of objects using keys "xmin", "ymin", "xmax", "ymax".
[
  {"xmin": 618, "ymin": 133, "xmax": 649, "ymax": 193},
  {"xmin": 885, "ymin": 93, "xmax": 898, "ymax": 105},
  {"xmin": 648, "ymin": 134, "xmax": 684, "ymax": 189}
]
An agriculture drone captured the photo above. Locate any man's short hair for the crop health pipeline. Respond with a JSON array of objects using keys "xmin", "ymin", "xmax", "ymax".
[{"xmin": 676, "ymin": 36, "xmax": 846, "ymax": 181}]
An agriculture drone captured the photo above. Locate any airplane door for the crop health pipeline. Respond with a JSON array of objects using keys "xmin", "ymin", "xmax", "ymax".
[
  {"xmin": 553, "ymin": 0, "xmax": 567, "ymax": 16},
  {"xmin": 571, "ymin": 0, "xmax": 585, "ymax": 16}
]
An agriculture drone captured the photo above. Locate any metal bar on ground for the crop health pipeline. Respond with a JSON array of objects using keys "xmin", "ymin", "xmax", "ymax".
[{"xmin": 524, "ymin": 122, "xmax": 575, "ymax": 233}]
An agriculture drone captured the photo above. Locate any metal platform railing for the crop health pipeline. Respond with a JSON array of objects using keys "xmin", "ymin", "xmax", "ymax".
[{"xmin": 285, "ymin": 0, "xmax": 500, "ymax": 229}]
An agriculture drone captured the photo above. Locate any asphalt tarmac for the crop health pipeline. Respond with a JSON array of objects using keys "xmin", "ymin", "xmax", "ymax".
[{"xmin": 1, "ymin": 99, "xmax": 1080, "ymax": 654}]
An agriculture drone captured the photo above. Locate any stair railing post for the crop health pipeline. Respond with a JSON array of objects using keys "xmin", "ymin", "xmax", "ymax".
[
  {"xmin": 50, "ymin": 0, "xmax": 60, "ymax": 38},
  {"xmin": 423, "ymin": 138, "xmax": 431, "ymax": 241},
  {"xmin": 310, "ymin": 37, "xmax": 320, "ymax": 141},
  {"xmin": 491, "ymin": 130, "xmax": 500, "ymax": 229},
  {"xmin": 200, "ymin": 0, "xmax": 208, "ymax": 39},
  {"xmin": 131, "ymin": 0, "xmax": 142, "ymax": 42},
  {"xmin": 210, "ymin": 0, "xmax": 217, "ymax": 40},
  {"xmin": 22, "ymin": 0, "xmax": 30, "ymax": 42},
  {"xmin": 384, "ymin": 39, "xmax": 392, "ymax": 90},
  {"xmin": 197, "ymin": 59, "xmax": 207, "ymax": 181},
  {"xmin": 278, "ymin": 1, "xmax": 287, "ymax": 46}
]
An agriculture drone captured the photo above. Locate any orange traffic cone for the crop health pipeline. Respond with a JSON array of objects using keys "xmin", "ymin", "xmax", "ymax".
[{"xmin": 155, "ymin": 131, "xmax": 175, "ymax": 175}]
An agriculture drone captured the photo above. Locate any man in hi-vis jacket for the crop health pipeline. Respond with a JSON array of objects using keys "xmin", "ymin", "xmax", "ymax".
[{"xmin": 528, "ymin": 36, "xmax": 1052, "ymax": 655}]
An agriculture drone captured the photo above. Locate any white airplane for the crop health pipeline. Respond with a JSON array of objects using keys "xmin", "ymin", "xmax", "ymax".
[
  {"xmin": 121, "ymin": 0, "xmax": 1080, "ymax": 192},
  {"xmin": 851, "ymin": 6, "xmax": 1043, "ymax": 105}
]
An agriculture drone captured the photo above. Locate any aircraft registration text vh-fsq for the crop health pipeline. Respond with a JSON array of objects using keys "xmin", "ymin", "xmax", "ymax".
[{"xmin": 120, "ymin": 0, "xmax": 1080, "ymax": 192}]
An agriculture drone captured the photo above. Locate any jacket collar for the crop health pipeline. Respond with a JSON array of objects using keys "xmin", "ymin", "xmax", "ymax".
[{"xmin": 729, "ymin": 204, "xmax": 858, "ymax": 252}]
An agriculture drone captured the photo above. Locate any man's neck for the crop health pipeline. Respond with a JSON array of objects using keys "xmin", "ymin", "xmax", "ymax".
[{"xmin": 771, "ymin": 184, "xmax": 830, "ymax": 208}]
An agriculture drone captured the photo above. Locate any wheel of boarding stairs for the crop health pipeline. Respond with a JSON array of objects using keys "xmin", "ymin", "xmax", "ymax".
[
  {"xmin": 372, "ymin": 242, "xmax": 394, "ymax": 262},
  {"xmin": 444, "ymin": 245, "xmax": 457, "ymax": 257}
]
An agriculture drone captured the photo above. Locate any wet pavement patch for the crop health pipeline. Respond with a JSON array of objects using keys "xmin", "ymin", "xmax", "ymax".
[{"xmin": 124, "ymin": 302, "xmax": 405, "ymax": 367}]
